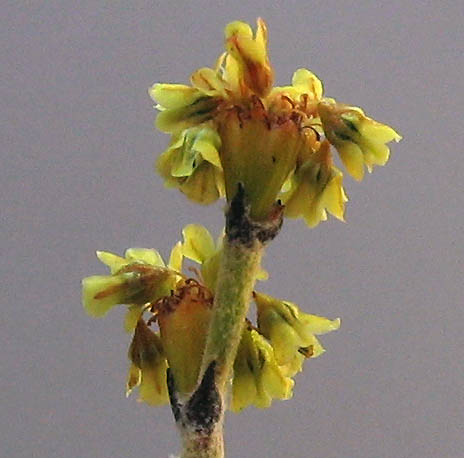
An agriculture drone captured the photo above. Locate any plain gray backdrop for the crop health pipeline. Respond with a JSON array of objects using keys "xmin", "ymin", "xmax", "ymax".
[{"xmin": 2, "ymin": 1, "xmax": 463, "ymax": 457}]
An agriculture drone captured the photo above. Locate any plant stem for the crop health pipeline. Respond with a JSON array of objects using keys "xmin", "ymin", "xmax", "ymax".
[
  {"xmin": 202, "ymin": 237, "xmax": 264, "ymax": 390},
  {"xmin": 173, "ymin": 188, "xmax": 281, "ymax": 458},
  {"xmin": 180, "ymin": 425, "xmax": 224, "ymax": 458},
  {"xmin": 176, "ymin": 237, "xmax": 264, "ymax": 458}
]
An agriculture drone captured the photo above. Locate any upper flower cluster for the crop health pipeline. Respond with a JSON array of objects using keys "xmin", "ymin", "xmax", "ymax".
[
  {"xmin": 150, "ymin": 19, "xmax": 401, "ymax": 226},
  {"xmin": 82, "ymin": 224, "xmax": 338, "ymax": 410}
]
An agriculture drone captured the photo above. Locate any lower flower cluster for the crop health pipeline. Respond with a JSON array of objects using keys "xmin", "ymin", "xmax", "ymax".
[{"xmin": 82, "ymin": 225, "xmax": 339, "ymax": 410}]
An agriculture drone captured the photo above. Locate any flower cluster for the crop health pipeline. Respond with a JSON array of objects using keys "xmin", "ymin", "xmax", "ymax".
[
  {"xmin": 82, "ymin": 225, "xmax": 339, "ymax": 409},
  {"xmin": 151, "ymin": 19, "xmax": 401, "ymax": 225}
]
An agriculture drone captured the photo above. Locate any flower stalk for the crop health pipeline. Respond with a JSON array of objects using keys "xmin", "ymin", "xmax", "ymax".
[{"xmin": 201, "ymin": 234, "xmax": 264, "ymax": 390}]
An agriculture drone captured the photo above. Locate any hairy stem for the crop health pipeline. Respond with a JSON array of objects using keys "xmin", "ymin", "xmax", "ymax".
[
  {"xmin": 177, "ymin": 239, "xmax": 263, "ymax": 458},
  {"xmin": 175, "ymin": 188, "xmax": 281, "ymax": 458},
  {"xmin": 202, "ymin": 237, "xmax": 264, "ymax": 389},
  {"xmin": 180, "ymin": 425, "xmax": 224, "ymax": 458}
]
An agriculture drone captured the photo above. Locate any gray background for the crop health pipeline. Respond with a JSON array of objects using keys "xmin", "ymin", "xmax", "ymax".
[{"xmin": 2, "ymin": 1, "xmax": 463, "ymax": 457}]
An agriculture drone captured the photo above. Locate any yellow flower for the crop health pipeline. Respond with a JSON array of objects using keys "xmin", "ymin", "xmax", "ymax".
[
  {"xmin": 151, "ymin": 20, "xmax": 321, "ymax": 221},
  {"xmin": 157, "ymin": 126, "xmax": 225, "ymax": 205},
  {"xmin": 318, "ymin": 99, "xmax": 402, "ymax": 181},
  {"xmin": 82, "ymin": 245, "xmax": 182, "ymax": 332},
  {"xmin": 150, "ymin": 84, "xmax": 220, "ymax": 135},
  {"xmin": 157, "ymin": 279, "xmax": 214, "ymax": 396},
  {"xmin": 254, "ymin": 292, "xmax": 340, "ymax": 368},
  {"xmin": 282, "ymin": 141, "xmax": 348, "ymax": 228},
  {"xmin": 231, "ymin": 324, "xmax": 293, "ymax": 412},
  {"xmin": 151, "ymin": 19, "xmax": 401, "ymax": 225},
  {"xmin": 151, "ymin": 19, "xmax": 401, "ymax": 224},
  {"xmin": 126, "ymin": 319, "xmax": 169, "ymax": 406}
]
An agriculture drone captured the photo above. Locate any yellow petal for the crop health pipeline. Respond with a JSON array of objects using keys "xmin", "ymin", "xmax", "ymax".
[
  {"xmin": 283, "ymin": 147, "xmax": 346, "ymax": 228},
  {"xmin": 149, "ymin": 83, "xmax": 201, "ymax": 109},
  {"xmin": 358, "ymin": 137, "xmax": 390, "ymax": 168},
  {"xmin": 252, "ymin": 331, "xmax": 292, "ymax": 406},
  {"xmin": 201, "ymin": 250, "xmax": 221, "ymax": 292},
  {"xmin": 279, "ymin": 352, "xmax": 305, "ymax": 377},
  {"xmin": 224, "ymin": 19, "xmax": 273, "ymax": 97},
  {"xmin": 255, "ymin": 17, "xmax": 268, "ymax": 49},
  {"xmin": 292, "ymin": 68, "xmax": 323, "ymax": 100},
  {"xmin": 359, "ymin": 119, "xmax": 402, "ymax": 144},
  {"xmin": 231, "ymin": 363, "xmax": 257, "ymax": 412},
  {"xmin": 303, "ymin": 205, "xmax": 327, "ymax": 229},
  {"xmin": 323, "ymin": 173, "xmax": 348, "ymax": 221},
  {"xmin": 283, "ymin": 175, "xmax": 314, "ymax": 219},
  {"xmin": 168, "ymin": 241, "xmax": 183, "ymax": 272},
  {"xmin": 124, "ymin": 305, "xmax": 144, "ymax": 333},
  {"xmin": 179, "ymin": 162, "xmax": 222, "ymax": 204},
  {"xmin": 182, "ymin": 224, "xmax": 216, "ymax": 264},
  {"xmin": 300, "ymin": 315, "xmax": 341, "ymax": 336},
  {"xmin": 221, "ymin": 53, "xmax": 241, "ymax": 94},
  {"xmin": 260, "ymin": 308, "xmax": 302, "ymax": 365},
  {"xmin": 193, "ymin": 140, "xmax": 222, "ymax": 169},
  {"xmin": 125, "ymin": 248, "xmax": 165, "ymax": 267},
  {"xmin": 138, "ymin": 364, "xmax": 169, "ymax": 406},
  {"xmin": 155, "ymin": 97, "xmax": 218, "ymax": 134},
  {"xmin": 82, "ymin": 273, "xmax": 138, "ymax": 318},
  {"xmin": 156, "ymin": 145, "xmax": 182, "ymax": 185},
  {"xmin": 261, "ymin": 362, "xmax": 294, "ymax": 401},
  {"xmin": 337, "ymin": 141, "xmax": 365, "ymax": 181},
  {"xmin": 191, "ymin": 67, "xmax": 226, "ymax": 96},
  {"xmin": 96, "ymin": 250, "xmax": 127, "ymax": 274}
]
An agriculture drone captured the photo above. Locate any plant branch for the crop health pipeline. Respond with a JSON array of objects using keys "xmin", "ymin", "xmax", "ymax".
[{"xmin": 170, "ymin": 187, "xmax": 283, "ymax": 458}]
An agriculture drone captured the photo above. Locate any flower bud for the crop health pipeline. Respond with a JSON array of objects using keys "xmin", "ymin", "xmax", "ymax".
[
  {"xmin": 318, "ymin": 99, "xmax": 401, "ymax": 181},
  {"xmin": 283, "ymin": 141, "xmax": 348, "ymax": 228},
  {"xmin": 157, "ymin": 126, "xmax": 225, "ymax": 205},
  {"xmin": 254, "ymin": 292, "xmax": 340, "ymax": 366},
  {"xmin": 224, "ymin": 18, "xmax": 273, "ymax": 98},
  {"xmin": 231, "ymin": 325, "xmax": 293, "ymax": 412}
]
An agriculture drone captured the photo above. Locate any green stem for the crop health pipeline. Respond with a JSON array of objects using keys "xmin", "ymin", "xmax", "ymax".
[
  {"xmin": 176, "ymin": 236, "xmax": 264, "ymax": 458},
  {"xmin": 202, "ymin": 236, "xmax": 264, "ymax": 390},
  {"xmin": 174, "ymin": 187, "xmax": 280, "ymax": 458}
]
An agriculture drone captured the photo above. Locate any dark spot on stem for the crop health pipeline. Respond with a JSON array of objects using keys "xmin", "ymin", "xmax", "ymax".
[
  {"xmin": 226, "ymin": 184, "xmax": 283, "ymax": 245},
  {"xmin": 226, "ymin": 183, "xmax": 254, "ymax": 246},
  {"xmin": 185, "ymin": 361, "xmax": 222, "ymax": 433}
]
